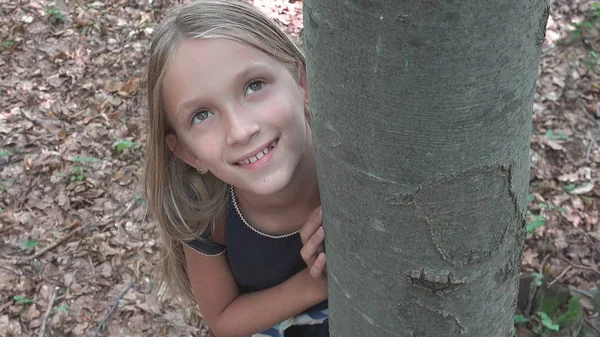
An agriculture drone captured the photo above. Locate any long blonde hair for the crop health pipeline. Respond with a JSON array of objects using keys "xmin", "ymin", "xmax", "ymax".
[{"xmin": 143, "ymin": 0, "xmax": 306, "ymax": 305}]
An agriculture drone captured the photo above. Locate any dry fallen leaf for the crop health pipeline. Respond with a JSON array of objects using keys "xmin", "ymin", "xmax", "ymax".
[{"xmin": 568, "ymin": 182, "xmax": 595, "ymax": 195}]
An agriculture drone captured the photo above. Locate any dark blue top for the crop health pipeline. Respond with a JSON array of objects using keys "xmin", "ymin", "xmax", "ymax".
[{"xmin": 185, "ymin": 192, "xmax": 328, "ymax": 314}]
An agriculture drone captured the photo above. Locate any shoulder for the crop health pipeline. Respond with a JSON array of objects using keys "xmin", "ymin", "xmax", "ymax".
[{"xmin": 183, "ymin": 221, "xmax": 227, "ymax": 257}]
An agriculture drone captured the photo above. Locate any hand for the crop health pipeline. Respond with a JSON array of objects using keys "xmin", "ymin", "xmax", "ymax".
[{"xmin": 300, "ymin": 206, "xmax": 327, "ymax": 279}]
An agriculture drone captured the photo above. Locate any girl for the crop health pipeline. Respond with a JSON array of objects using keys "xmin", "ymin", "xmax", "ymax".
[{"xmin": 143, "ymin": 1, "xmax": 329, "ymax": 336}]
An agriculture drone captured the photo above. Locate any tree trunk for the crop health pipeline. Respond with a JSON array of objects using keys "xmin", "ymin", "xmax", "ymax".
[{"xmin": 303, "ymin": 1, "xmax": 548, "ymax": 336}]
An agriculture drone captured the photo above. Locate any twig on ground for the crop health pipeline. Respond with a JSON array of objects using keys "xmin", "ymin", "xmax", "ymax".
[
  {"xmin": 14, "ymin": 226, "xmax": 85, "ymax": 265},
  {"xmin": 548, "ymin": 265, "xmax": 573, "ymax": 287},
  {"xmin": 570, "ymin": 287, "xmax": 596, "ymax": 300},
  {"xmin": 579, "ymin": 229, "xmax": 600, "ymax": 256},
  {"xmin": 585, "ymin": 118, "xmax": 600, "ymax": 162},
  {"xmin": 93, "ymin": 280, "xmax": 136, "ymax": 337},
  {"xmin": 584, "ymin": 317, "xmax": 600, "ymax": 336},
  {"xmin": 572, "ymin": 319, "xmax": 584, "ymax": 337},
  {"xmin": 0, "ymin": 264, "xmax": 26, "ymax": 277},
  {"xmin": 550, "ymin": 209, "xmax": 600, "ymax": 255},
  {"xmin": 560, "ymin": 255, "xmax": 600, "ymax": 277},
  {"xmin": 585, "ymin": 131, "xmax": 598, "ymax": 163},
  {"xmin": 39, "ymin": 286, "xmax": 59, "ymax": 337}
]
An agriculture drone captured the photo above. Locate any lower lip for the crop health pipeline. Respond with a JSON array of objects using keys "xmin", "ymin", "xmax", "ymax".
[{"xmin": 236, "ymin": 142, "xmax": 277, "ymax": 170}]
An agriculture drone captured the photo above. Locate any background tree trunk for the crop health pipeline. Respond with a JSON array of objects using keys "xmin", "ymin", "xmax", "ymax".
[{"xmin": 303, "ymin": 1, "xmax": 549, "ymax": 336}]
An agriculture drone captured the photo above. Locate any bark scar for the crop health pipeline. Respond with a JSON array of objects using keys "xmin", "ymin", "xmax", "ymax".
[
  {"xmin": 407, "ymin": 269, "xmax": 464, "ymax": 295},
  {"xmin": 535, "ymin": 5, "xmax": 550, "ymax": 47}
]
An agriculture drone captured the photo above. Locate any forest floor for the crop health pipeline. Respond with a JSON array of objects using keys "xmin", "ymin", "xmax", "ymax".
[{"xmin": 0, "ymin": 0, "xmax": 599, "ymax": 336}]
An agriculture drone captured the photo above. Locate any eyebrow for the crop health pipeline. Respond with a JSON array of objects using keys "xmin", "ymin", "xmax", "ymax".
[{"xmin": 175, "ymin": 62, "xmax": 271, "ymax": 115}]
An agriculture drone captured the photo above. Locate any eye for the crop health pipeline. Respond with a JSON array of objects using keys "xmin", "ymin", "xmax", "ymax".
[
  {"xmin": 245, "ymin": 80, "xmax": 265, "ymax": 96},
  {"xmin": 191, "ymin": 110, "xmax": 213, "ymax": 125}
]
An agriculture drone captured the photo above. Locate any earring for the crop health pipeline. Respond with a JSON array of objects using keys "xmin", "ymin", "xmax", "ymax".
[{"xmin": 196, "ymin": 168, "xmax": 206, "ymax": 175}]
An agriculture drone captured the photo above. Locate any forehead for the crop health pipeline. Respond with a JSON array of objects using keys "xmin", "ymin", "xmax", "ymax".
[
  {"xmin": 161, "ymin": 38, "xmax": 292, "ymax": 121},
  {"xmin": 164, "ymin": 38, "xmax": 283, "ymax": 88}
]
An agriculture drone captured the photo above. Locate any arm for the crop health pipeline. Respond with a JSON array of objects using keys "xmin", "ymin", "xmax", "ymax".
[{"xmin": 183, "ymin": 245, "xmax": 327, "ymax": 337}]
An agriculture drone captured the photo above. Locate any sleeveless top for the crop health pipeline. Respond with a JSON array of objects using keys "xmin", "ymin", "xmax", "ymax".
[{"xmin": 184, "ymin": 188, "xmax": 328, "ymax": 335}]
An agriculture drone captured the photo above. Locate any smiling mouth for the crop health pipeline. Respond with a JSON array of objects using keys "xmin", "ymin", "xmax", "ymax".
[{"xmin": 235, "ymin": 139, "xmax": 278, "ymax": 166}]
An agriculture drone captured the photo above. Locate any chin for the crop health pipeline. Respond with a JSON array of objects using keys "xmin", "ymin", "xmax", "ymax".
[{"xmin": 241, "ymin": 171, "xmax": 294, "ymax": 197}]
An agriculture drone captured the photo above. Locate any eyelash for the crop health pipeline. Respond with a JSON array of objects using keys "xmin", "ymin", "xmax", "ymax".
[
  {"xmin": 189, "ymin": 79, "xmax": 266, "ymax": 125},
  {"xmin": 245, "ymin": 79, "xmax": 265, "ymax": 96},
  {"xmin": 190, "ymin": 110, "xmax": 213, "ymax": 125}
]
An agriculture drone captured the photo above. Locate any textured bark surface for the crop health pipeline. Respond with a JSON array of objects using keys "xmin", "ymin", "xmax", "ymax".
[{"xmin": 303, "ymin": 1, "xmax": 548, "ymax": 336}]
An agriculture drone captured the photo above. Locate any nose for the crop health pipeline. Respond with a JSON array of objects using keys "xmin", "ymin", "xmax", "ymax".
[{"xmin": 225, "ymin": 105, "xmax": 260, "ymax": 146}]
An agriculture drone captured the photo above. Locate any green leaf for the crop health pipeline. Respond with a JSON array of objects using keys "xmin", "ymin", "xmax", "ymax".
[
  {"xmin": 538, "ymin": 311, "xmax": 560, "ymax": 332},
  {"xmin": 56, "ymin": 304, "xmax": 69, "ymax": 313},
  {"xmin": 0, "ymin": 150, "xmax": 9, "ymax": 157},
  {"xmin": 563, "ymin": 183, "xmax": 576, "ymax": 192},
  {"xmin": 527, "ymin": 194, "xmax": 534, "ymax": 203},
  {"xmin": 72, "ymin": 156, "xmax": 99, "ymax": 163},
  {"xmin": 46, "ymin": 6, "xmax": 68, "ymax": 23},
  {"xmin": 0, "ymin": 40, "xmax": 15, "ymax": 48},
  {"xmin": 539, "ymin": 296, "xmax": 560, "ymax": 317},
  {"xmin": 115, "ymin": 140, "xmax": 136, "ymax": 152},
  {"xmin": 571, "ymin": 30, "xmax": 581, "ymax": 39},
  {"xmin": 545, "ymin": 130, "xmax": 569, "ymax": 140},
  {"xmin": 533, "ymin": 273, "xmax": 544, "ymax": 287},
  {"xmin": 526, "ymin": 216, "xmax": 546, "ymax": 234},
  {"xmin": 555, "ymin": 296, "xmax": 583, "ymax": 327},
  {"xmin": 23, "ymin": 239, "xmax": 39, "ymax": 249},
  {"xmin": 514, "ymin": 314, "xmax": 529, "ymax": 324},
  {"xmin": 13, "ymin": 295, "xmax": 33, "ymax": 305}
]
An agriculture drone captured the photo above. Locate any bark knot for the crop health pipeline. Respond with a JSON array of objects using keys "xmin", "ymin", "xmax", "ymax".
[{"xmin": 407, "ymin": 269, "xmax": 464, "ymax": 295}]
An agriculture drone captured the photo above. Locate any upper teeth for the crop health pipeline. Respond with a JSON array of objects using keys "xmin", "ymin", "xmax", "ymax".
[{"xmin": 237, "ymin": 141, "xmax": 276, "ymax": 165}]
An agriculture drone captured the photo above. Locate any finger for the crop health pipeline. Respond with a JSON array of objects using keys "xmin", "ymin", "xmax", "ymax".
[
  {"xmin": 300, "ymin": 207, "xmax": 322, "ymax": 244},
  {"xmin": 310, "ymin": 252, "xmax": 326, "ymax": 278},
  {"xmin": 301, "ymin": 226, "xmax": 325, "ymax": 265}
]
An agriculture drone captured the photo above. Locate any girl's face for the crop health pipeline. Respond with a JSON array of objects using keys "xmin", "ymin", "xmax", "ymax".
[{"xmin": 162, "ymin": 38, "xmax": 311, "ymax": 197}]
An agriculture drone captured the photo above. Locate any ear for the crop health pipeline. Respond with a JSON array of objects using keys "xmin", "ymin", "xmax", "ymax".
[
  {"xmin": 165, "ymin": 133, "xmax": 203, "ymax": 169},
  {"xmin": 297, "ymin": 61, "xmax": 309, "ymax": 102}
]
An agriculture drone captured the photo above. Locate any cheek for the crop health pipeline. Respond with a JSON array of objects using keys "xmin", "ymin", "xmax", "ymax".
[{"xmin": 269, "ymin": 91, "xmax": 305, "ymax": 125}]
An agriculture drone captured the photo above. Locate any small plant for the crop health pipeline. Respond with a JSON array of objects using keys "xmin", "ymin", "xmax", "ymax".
[
  {"xmin": 544, "ymin": 130, "xmax": 570, "ymax": 141},
  {"xmin": 0, "ymin": 40, "xmax": 15, "ymax": 48},
  {"xmin": 13, "ymin": 295, "xmax": 33, "ymax": 305},
  {"xmin": 570, "ymin": 2, "xmax": 600, "ymax": 39},
  {"xmin": 56, "ymin": 304, "xmax": 69, "ymax": 313},
  {"xmin": 518, "ymin": 295, "xmax": 585, "ymax": 335},
  {"xmin": 114, "ymin": 139, "xmax": 137, "ymax": 152},
  {"xmin": 537, "ymin": 312, "xmax": 560, "ymax": 332},
  {"xmin": 23, "ymin": 239, "xmax": 39, "ymax": 250},
  {"xmin": 72, "ymin": 156, "xmax": 99, "ymax": 163},
  {"xmin": 514, "ymin": 314, "xmax": 529, "ymax": 324},
  {"xmin": 0, "ymin": 149, "xmax": 9, "ymax": 157},
  {"xmin": 526, "ymin": 216, "xmax": 546, "ymax": 235},
  {"xmin": 71, "ymin": 166, "xmax": 85, "ymax": 181},
  {"xmin": 46, "ymin": 6, "xmax": 68, "ymax": 24},
  {"xmin": 582, "ymin": 50, "xmax": 600, "ymax": 71}
]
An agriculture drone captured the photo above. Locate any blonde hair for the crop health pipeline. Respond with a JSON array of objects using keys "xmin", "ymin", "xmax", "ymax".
[{"xmin": 143, "ymin": 0, "xmax": 306, "ymax": 305}]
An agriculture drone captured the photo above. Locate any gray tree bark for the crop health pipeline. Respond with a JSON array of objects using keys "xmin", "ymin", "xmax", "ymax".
[{"xmin": 303, "ymin": 1, "xmax": 548, "ymax": 336}]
